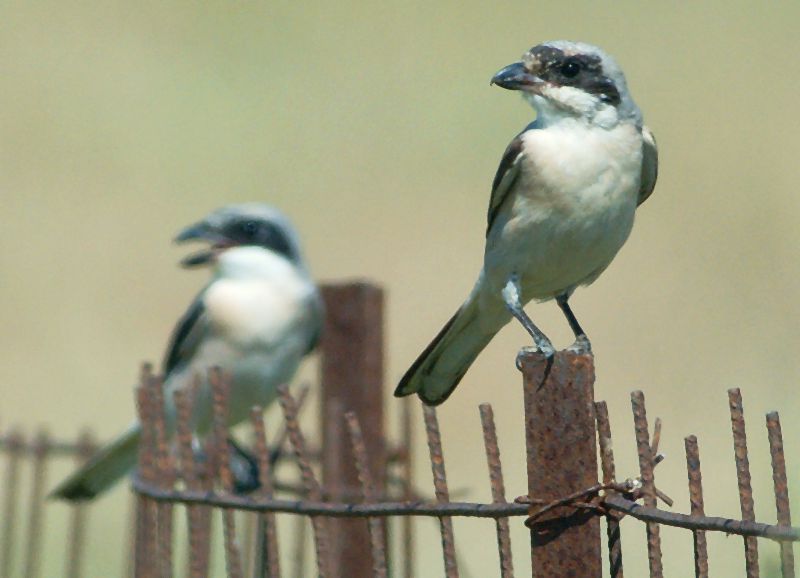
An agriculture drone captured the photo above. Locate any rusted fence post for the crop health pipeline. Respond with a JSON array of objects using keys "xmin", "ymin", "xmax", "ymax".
[
  {"xmin": 319, "ymin": 281, "xmax": 386, "ymax": 578},
  {"xmin": 520, "ymin": 350, "xmax": 601, "ymax": 578}
]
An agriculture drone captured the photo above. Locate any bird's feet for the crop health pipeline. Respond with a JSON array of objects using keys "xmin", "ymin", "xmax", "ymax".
[
  {"xmin": 515, "ymin": 341, "xmax": 556, "ymax": 371},
  {"xmin": 566, "ymin": 334, "xmax": 592, "ymax": 355},
  {"xmin": 228, "ymin": 438, "xmax": 261, "ymax": 494}
]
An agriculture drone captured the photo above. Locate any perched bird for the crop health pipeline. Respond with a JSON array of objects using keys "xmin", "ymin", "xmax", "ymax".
[
  {"xmin": 396, "ymin": 41, "xmax": 658, "ymax": 405},
  {"xmin": 52, "ymin": 204, "xmax": 322, "ymax": 500}
]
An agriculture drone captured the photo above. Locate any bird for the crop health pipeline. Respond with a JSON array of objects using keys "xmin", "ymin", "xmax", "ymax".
[
  {"xmin": 51, "ymin": 203, "xmax": 323, "ymax": 500},
  {"xmin": 395, "ymin": 40, "xmax": 658, "ymax": 406}
]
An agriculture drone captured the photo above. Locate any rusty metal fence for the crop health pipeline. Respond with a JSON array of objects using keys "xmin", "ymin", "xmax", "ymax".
[{"xmin": 1, "ymin": 281, "xmax": 799, "ymax": 577}]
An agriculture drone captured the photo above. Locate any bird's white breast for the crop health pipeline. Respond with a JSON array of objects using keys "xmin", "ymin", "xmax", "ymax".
[
  {"xmin": 166, "ymin": 247, "xmax": 318, "ymax": 431},
  {"xmin": 485, "ymin": 121, "xmax": 643, "ymax": 301}
]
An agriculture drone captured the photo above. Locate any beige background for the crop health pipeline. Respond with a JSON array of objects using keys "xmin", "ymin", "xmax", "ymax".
[{"xmin": 1, "ymin": 1, "xmax": 799, "ymax": 576}]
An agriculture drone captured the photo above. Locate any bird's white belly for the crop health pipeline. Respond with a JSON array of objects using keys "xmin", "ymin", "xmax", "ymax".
[
  {"xmin": 485, "ymin": 122, "xmax": 642, "ymax": 301},
  {"xmin": 164, "ymin": 275, "xmax": 315, "ymax": 433}
]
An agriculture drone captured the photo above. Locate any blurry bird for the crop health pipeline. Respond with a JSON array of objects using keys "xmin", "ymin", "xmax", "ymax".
[
  {"xmin": 396, "ymin": 40, "xmax": 658, "ymax": 405},
  {"xmin": 52, "ymin": 204, "xmax": 322, "ymax": 500}
]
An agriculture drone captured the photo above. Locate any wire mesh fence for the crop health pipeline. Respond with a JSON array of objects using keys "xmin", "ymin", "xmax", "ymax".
[{"xmin": 0, "ymin": 281, "xmax": 798, "ymax": 577}]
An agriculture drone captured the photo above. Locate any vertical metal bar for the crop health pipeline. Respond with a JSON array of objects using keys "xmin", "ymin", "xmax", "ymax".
[
  {"xmin": 401, "ymin": 398, "xmax": 414, "ymax": 578},
  {"xmin": 479, "ymin": 403, "xmax": 514, "ymax": 578},
  {"xmin": 174, "ymin": 386, "xmax": 213, "ymax": 578},
  {"xmin": 422, "ymin": 406, "xmax": 459, "ymax": 578},
  {"xmin": 595, "ymin": 401, "xmax": 624, "ymax": 578},
  {"xmin": 135, "ymin": 373, "xmax": 159, "ymax": 578},
  {"xmin": 319, "ymin": 282, "xmax": 386, "ymax": 578},
  {"xmin": 292, "ymin": 516, "xmax": 308, "ymax": 578},
  {"xmin": 521, "ymin": 351, "xmax": 601, "ymax": 578},
  {"xmin": 0, "ymin": 428, "xmax": 23, "ymax": 578},
  {"xmin": 767, "ymin": 411, "xmax": 795, "ymax": 577},
  {"xmin": 685, "ymin": 435, "xmax": 709, "ymax": 578},
  {"xmin": 242, "ymin": 513, "xmax": 256, "ymax": 578},
  {"xmin": 66, "ymin": 431, "xmax": 95, "ymax": 578},
  {"xmin": 126, "ymin": 492, "xmax": 137, "ymax": 578},
  {"xmin": 23, "ymin": 429, "xmax": 50, "ymax": 578},
  {"xmin": 345, "ymin": 411, "xmax": 389, "ymax": 578},
  {"xmin": 278, "ymin": 385, "xmax": 332, "ymax": 578},
  {"xmin": 251, "ymin": 408, "xmax": 282, "ymax": 578},
  {"xmin": 630, "ymin": 390, "xmax": 663, "ymax": 578},
  {"xmin": 210, "ymin": 368, "xmax": 245, "ymax": 578},
  {"xmin": 151, "ymin": 375, "xmax": 175, "ymax": 578},
  {"xmin": 728, "ymin": 388, "xmax": 760, "ymax": 577}
]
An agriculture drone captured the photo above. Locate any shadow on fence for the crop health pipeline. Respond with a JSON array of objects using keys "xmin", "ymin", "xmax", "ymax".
[{"xmin": 1, "ymin": 281, "xmax": 799, "ymax": 577}]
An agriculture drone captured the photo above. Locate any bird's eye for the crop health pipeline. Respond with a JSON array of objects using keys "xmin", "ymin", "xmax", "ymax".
[
  {"xmin": 241, "ymin": 220, "xmax": 260, "ymax": 238},
  {"xmin": 559, "ymin": 60, "xmax": 581, "ymax": 78}
]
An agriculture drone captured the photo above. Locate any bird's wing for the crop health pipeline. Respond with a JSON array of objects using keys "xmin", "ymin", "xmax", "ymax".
[
  {"xmin": 487, "ymin": 132, "xmax": 526, "ymax": 236},
  {"xmin": 637, "ymin": 125, "xmax": 658, "ymax": 206},
  {"xmin": 304, "ymin": 291, "xmax": 325, "ymax": 355},
  {"xmin": 161, "ymin": 292, "xmax": 209, "ymax": 376}
]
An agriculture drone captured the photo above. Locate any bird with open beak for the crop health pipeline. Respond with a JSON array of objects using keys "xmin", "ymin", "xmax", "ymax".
[
  {"xmin": 396, "ymin": 41, "xmax": 658, "ymax": 405},
  {"xmin": 52, "ymin": 203, "xmax": 322, "ymax": 500}
]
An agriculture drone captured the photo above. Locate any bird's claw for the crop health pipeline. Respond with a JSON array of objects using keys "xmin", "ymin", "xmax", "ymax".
[
  {"xmin": 516, "ymin": 346, "xmax": 539, "ymax": 370},
  {"xmin": 515, "ymin": 343, "xmax": 556, "ymax": 371},
  {"xmin": 566, "ymin": 334, "xmax": 592, "ymax": 355}
]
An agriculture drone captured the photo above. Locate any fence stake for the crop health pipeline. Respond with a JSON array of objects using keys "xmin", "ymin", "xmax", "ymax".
[
  {"xmin": 631, "ymin": 390, "xmax": 664, "ymax": 578},
  {"xmin": 423, "ymin": 406, "xmax": 459, "ymax": 578},
  {"xmin": 151, "ymin": 375, "xmax": 175, "ymax": 578},
  {"xmin": 345, "ymin": 411, "xmax": 389, "ymax": 578},
  {"xmin": 66, "ymin": 431, "xmax": 95, "ymax": 578},
  {"xmin": 319, "ymin": 282, "xmax": 386, "ymax": 578},
  {"xmin": 767, "ymin": 411, "xmax": 795, "ymax": 578},
  {"xmin": 278, "ymin": 385, "xmax": 332, "ymax": 578},
  {"xmin": 210, "ymin": 369, "xmax": 245, "ymax": 578},
  {"xmin": 595, "ymin": 401, "xmax": 624, "ymax": 578},
  {"xmin": 400, "ymin": 398, "xmax": 415, "ymax": 578},
  {"xmin": 23, "ymin": 429, "xmax": 50, "ymax": 578},
  {"xmin": 0, "ymin": 428, "xmax": 23, "ymax": 578},
  {"xmin": 251, "ymin": 408, "xmax": 282, "ymax": 578},
  {"xmin": 134, "ymin": 366, "xmax": 159, "ymax": 578},
  {"xmin": 479, "ymin": 403, "xmax": 515, "ymax": 578},
  {"xmin": 685, "ymin": 435, "xmax": 709, "ymax": 578},
  {"xmin": 729, "ymin": 388, "xmax": 760, "ymax": 577},
  {"xmin": 520, "ymin": 350, "xmax": 601, "ymax": 578}
]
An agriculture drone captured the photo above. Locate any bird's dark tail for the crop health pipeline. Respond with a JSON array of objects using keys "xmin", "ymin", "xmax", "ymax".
[
  {"xmin": 395, "ymin": 295, "xmax": 500, "ymax": 405},
  {"xmin": 50, "ymin": 425, "xmax": 141, "ymax": 501}
]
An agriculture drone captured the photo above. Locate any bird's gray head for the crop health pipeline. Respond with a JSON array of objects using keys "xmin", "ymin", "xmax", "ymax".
[
  {"xmin": 175, "ymin": 203, "xmax": 304, "ymax": 268},
  {"xmin": 491, "ymin": 41, "xmax": 641, "ymax": 127}
]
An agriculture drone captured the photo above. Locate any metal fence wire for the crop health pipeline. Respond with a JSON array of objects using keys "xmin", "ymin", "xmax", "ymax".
[{"xmin": 1, "ymin": 281, "xmax": 799, "ymax": 578}]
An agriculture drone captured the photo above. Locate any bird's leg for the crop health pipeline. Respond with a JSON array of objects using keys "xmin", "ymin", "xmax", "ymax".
[
  {"xmin": 501, "ymin": 275, "xmax": 555, "ymax": 370},
  {"xmin": 556, "ymin": 293, "xmax": 592, "ymax": 354},
  {"xmin": 227, "ymin": 436, "xmax": 261, "ymax": 494}
]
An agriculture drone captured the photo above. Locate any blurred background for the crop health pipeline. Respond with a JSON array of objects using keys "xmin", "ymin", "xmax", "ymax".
[{"xmin": 1, "ymin": 0, "xmax": 799, "ymax": 576}]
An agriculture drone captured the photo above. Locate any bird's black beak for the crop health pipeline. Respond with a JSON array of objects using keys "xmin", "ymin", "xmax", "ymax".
[
  {"xmin": 174, "ymin": 221, "xmax": 228, "ymax": 268},
  {"xmin": 490, "ymin": 61, "xmax": 542, "ymax": 91},
  {"xmin": 175, "ymin": 221, "xmax": 220, "ymax": 243}
]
